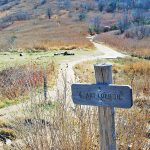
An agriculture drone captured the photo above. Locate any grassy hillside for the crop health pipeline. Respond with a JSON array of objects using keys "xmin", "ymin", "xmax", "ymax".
[
  {"xmin": 0, "ymin": 0, "xmax": 95, "ymax": 51},
  {"xmin": 94, "ymin": 30, "xmax": 150, "ymax": 57},
  {"xmin": 0, "ymin": 0, "xmax": 149, "ymax": 54}
]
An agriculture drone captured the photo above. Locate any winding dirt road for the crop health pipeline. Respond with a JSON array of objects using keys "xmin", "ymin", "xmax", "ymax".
[
  {"xmin": 51, "ymin": 35, "xmax": 127, "ymax": 106},
  {"xmin": 0, "ymin": 35, "xmax": 127, "ymax": 120}
]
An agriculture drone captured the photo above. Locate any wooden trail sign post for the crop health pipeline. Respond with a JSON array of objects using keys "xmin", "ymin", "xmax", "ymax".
[
  {"xmin": 71, "ymin": 63, "xmax": 133, "ymax": 150},
  {"xmin": 43, "ymin": 74, "xmax": 47, "ymax": 101}
]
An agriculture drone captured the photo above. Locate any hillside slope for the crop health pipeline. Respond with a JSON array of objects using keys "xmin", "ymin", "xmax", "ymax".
[{"xmin": 0, "ymin": 0, "xmax": 150, "ymax": 54}]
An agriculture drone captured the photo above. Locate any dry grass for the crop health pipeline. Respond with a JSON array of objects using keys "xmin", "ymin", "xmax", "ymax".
[
  {"xmin": 74, "ymin": 60, "xmax": 95, "ymax": 83},
  {"xmin": 74, "ymin": 58, "xmax": 150, "ymax": 149},
  {"xmin": 32, "ymin": 37, "xmax": 93, "ymax": 51},
  {"xmin": 0, "ymin": 19, "xmax": 94, "ymax": 51},
  {"xmin": 5, "ymin": 72, "xmax": 100, "ymax": 150},
  {"xmin": 0, "ymin": 58, "xmax": 149, "ymax": 149},
  {"xmin": 0, "ymin": 61, "xmax": 57, "ymax": 108},
  {"xmin": 95, "ymin": 32, "xmax": 150, "ymax": 57},
  {"xmin": 12, "ymin": 105, "xmax": 99, "ymax": 149}
]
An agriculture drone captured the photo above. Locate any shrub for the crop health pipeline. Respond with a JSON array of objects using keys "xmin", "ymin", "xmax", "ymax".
[
  {"xmin": 0, "ymin": 0, "xmax": 20, "ymax": 11},
  {"xmin": 64, "ymin": 0, "xmax": 71, "ymax": 10},
  {"xmin": 134, "ymin": 0, "xmax": 143, "ymax": 9},
  {"xmin": 0, "ymin": 0, "xmax": 9, "ymax": 6},
  {"xmin": 2, "ymin": 11, "xmax": 31, "ymax": 23},
  {"xmin": 117, "ymin": 14, "xmax": 129, "ymax": 33},
  {"xmin": 57, "ymin": 0, "xmax": 63, "ymax": 9},
  {"xmin": 110, "ymin": 24, "xmax": 118, "ymax": 31},
  {"xmin": 134, "ymin": 0, "xmax": 150, "ymax": 9},
  {"xmin": 78, "ymin": 11, "xmax": 86, "ymax": 21},
  {"xmin": 46, "ymin": 7, "xmax": 52, "ymax": 19},
  {"xmin": 0, "ymin": 62, "xmax": 56, "ymax": 101},
  {"xmin": 98, "ymin": 0, "xmax": 105, "ymax": 12},
  {"xmin": 125, "ymin": 25, "xmax": 150, "ymax": 40},
  {"xmin": 57, "ymin": 0, "xmax": 71, "ymax": 10},
  {"xmin": 117, "ymin": 2, "xmax": 128, "ymax": 10},
  {"xmin": 144, "ymin": 26, "xmax": 150, "ymax": 37},
  {"xmin": 88, "ymin": 27, "xmax": 95, "ymax": 35},
  {"xmin": 144, "ymin": 19, "xmax": 150, "ymax": 25},
  {"xmin": 142, "ymin": 0, "xmax": 150, "ymax": 9},
  {"xmin": 39, "ymin": 0, "xmax": 46, "ymax": 5},
  {"xmin": 8, "ymin": 35, "xmax": 17, "ymax": 45},
  {"xmin": 80, "ymin": 2, "xmax": 95, "ymax": 12},
  {"xmin": 89, "ymin": 16, "xmax": 101, "ymax": 34},
  {"xmin": 105, "ymin": 1, "xmax": 116, "ymax": 13},
  {"xmin": 132, "ymin": 8, "xmax": 145, "ymax": 25}
]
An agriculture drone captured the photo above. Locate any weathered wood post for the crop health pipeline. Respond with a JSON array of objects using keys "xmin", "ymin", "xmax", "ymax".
[
  {"xmin": 94, "ymin": 63, "xmax": 116, "ymax": 150},
  {"xmin": 72, "ymin": 63, "xmax": 133, "ymax": 150},
  {"xmin": 43, "ymin": 73, "xmax": 47, "ymax": 101}
]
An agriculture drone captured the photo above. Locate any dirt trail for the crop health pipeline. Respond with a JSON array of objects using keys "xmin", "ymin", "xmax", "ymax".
[
  {"xmin": 51, "ymin": 35, "xmax": 127, "ymax": 106},
  {"xmin": 0, "ymin": 35, "xmax": 127, "ymax": 120}
]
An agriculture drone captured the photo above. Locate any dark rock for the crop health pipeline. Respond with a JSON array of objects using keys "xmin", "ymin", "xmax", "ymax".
[
  {"xmin": 54, "ymin": 53, "xmax": 61, "ymax": 56},
  {"xmin": 103, "ymin": 26, "xmax": 111, "ymax": 32},
  {"xmin": 54, "ymin": 51, "xmax": 74, "ymax": 56},
  {"xmin": 63, "ymin": 51, "xmax": 74, "ymax": 56}
]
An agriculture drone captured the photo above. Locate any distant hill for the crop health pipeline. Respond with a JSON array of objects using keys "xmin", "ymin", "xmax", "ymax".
[{"xmin": 0, "ymin": 0, "xmax": 150, "ymax": 52}]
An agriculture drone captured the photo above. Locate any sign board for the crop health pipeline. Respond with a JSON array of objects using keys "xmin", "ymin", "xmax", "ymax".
[{"xmin": 72, "ymin": 84, "xmax": 133, "ymax": 108}]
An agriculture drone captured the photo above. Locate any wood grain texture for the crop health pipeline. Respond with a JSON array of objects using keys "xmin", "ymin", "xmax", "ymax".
[{"xmin": 94, "ymin": 63, "xmax": 116, "ymax": 150}]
